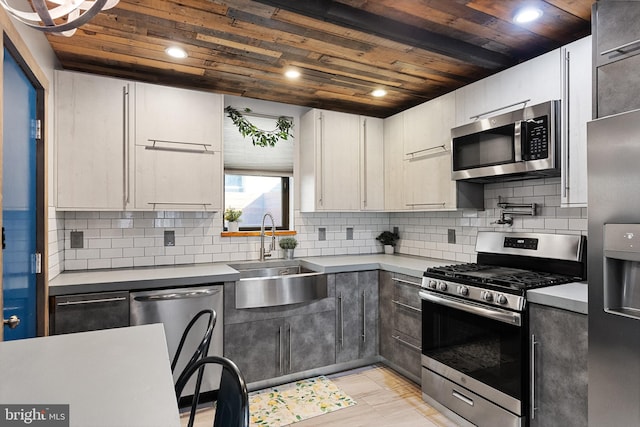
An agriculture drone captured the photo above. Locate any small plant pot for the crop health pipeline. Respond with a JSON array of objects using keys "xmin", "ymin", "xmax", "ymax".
[
  {"xmin": 283, "ymin": 248, "xmax": 295, "ymax": 260},
  {"xmin": 228, "ymin": 221, "xmax": 239, "ymax": 232},
  {"xmin": 384, "ymin": 245, "xmax": 394, "ymax": 255}
]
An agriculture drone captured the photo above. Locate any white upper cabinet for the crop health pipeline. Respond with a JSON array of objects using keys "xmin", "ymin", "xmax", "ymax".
[
  {"xmin": 383, "ymin": 112, "xmax": 406, "ymax": 211},
  {"xmin": 455, "ymin": 49, "xmax": 562, "ymax": 127},
  {"xmin": 300, "ymin": 109, "xmax": 361, "ymax": 211},
  {"xmin": 561, "ymin": 36, "xmax": 592, "ymax": 208},
  {"xmin": 133, "ymin": 83, "xmax": 223, "ymax": 211},
  {"xmin": 403, "ymin": 92, "xmax": 460, "ymax": 210},
  {"xmin": 403, "ymin": 94, "xmax": 455, "ymax": 159},
  {"xmin": 55, "ymin": 70, "xmax": 223, "ymax": 211},
  {"xmin": 360, "ymin": 116, "xmax": 384, "ymax": 211},
  {"xmin": 56, "ymin": 71, "xmax": 132, "ymax": 210}
]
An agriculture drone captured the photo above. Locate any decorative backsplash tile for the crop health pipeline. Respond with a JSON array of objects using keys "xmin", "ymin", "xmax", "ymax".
[{"xmin": 50, "ymin": 177, "xmax": 587, "ymax": 273}]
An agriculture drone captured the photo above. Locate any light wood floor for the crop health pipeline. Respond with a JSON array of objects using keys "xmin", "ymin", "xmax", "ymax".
[{"xmin": 181, "ymin": 364, "xmax": 461, "ymax": 427}]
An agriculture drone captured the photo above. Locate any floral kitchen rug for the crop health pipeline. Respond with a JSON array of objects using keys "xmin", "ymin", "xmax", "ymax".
[{"xmin": 249, "ymin": 375, "xmax": 357, "ymax": 426}]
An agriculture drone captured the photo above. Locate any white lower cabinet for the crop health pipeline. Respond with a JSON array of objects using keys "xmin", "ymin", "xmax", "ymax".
[{"xmin": 55, "ymin": 70, "xmax": 223, "ymax": 211}]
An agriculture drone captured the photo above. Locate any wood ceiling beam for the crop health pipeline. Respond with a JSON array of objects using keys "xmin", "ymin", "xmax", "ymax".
[{"xmin": 251, "ymin": 0, "xmax": 516, "ymax": 69}]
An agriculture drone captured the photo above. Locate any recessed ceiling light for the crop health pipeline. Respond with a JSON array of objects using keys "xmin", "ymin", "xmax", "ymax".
[
  {"xmin": 165, "ymin": 46, "xmax": 188, "ymax": 59},
  {"xmin": 514, "ymin": 7, "xmax": 543, "ymax": 24},
  {"xmin": 372, "ymin": 89, "xmax": 387, "ymax": 97},
  {"xmin": 284, "ymin": 69, "xmax": 301, "ymax": 79}
]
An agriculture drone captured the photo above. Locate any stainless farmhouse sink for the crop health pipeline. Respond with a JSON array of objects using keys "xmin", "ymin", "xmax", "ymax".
[{"xmin": 230, "ymin": 261, "xmax": 327, "ymax": 309}]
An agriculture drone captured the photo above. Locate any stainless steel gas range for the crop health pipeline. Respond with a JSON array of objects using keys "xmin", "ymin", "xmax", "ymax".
[{"xmin": 419, "ymin": 231, "xmax": 586, "ymax": 427}]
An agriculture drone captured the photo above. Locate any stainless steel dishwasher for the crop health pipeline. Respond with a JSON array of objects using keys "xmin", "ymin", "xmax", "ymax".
[{"xmin": 130, "ymin": 284, "xmax": 223, "ymax": 397}]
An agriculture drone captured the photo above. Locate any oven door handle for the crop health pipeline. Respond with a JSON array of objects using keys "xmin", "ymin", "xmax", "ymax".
[{"xmin": 419, "ymin": 290, "xmax": 522, "ymax": 326}]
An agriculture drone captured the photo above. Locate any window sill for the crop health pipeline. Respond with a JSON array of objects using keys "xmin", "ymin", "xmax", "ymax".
[{"xmin": 220, "ymin": 230, "xmax": 297, "ymax": 238}]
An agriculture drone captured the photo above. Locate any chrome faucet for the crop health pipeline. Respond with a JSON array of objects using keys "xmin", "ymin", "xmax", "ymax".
[{"xmin": 260, "ymin": 213, "xmax": 276, "ymax": 261}]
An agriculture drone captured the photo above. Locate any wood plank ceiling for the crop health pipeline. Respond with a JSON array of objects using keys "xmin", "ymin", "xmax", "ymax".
[{"xmin": 43, "ymin": 0, "xmax": 593, "ymax": 118}]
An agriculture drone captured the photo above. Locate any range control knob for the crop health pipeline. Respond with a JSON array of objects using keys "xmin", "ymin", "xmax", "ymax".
[
  {"xmin": 496, "ymin": 295, "xmax": 508, "ymax": 305},
  {"xmin": 458, "ymin": 286, "xmax": 469, "ymax": 296},
  {"xmin": 429, "ymin": 280, "xmax": 438, "ymax": 290},
  {"xmin": 438, "ymin": 282, "xmax": 448, "ymax": 292},
  {"xmin": 483, "ymin": 291, "xmax": 494, "ymax": 302}
]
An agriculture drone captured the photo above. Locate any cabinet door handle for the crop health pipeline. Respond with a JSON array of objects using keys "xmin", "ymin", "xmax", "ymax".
[
  {"xmin": 392, "ymin": 299, "xmax": 422, "ymax": 313},
  {"xmin": 361, "ymin": 290, "xmax": 366, "ymax": 343},
  {"xmin": 531, "ymin": 334, "xmax": 539, "ymax": 420},
  {"xmin": 145, "ymin": 139, "xmax": 215, "ymax": 154},
  {"xmin": 391, "ymin": 277, "xmax": 422, "ymax": 289},
  {"xmin": 57, "ymin": 296, "xmax": 127, "ymax": 306},
  {"xmin": 362, "ymin": 119, "xmax": 367, "ymax": 208},
  {"xmin": 469, "ymin": 99, "xmax": 531, "ymax": 120},
  {"xmin": 289, "ymin": 325, "xmax": 292, "ymax": 372},
  {"xmin": 318, "ymin": 113, "xmax": 324, "ymax": 206},
  {"xmin": 405, "ymin": 202, "xmax": 446, "ymax": 207},
  {"xmin": 278, "ymin": 326, "xmax": 283, "ymax": 375},
  {"xmin": 600, "ymin": 38, "xmax": 640, "ymax": 56},
  {"xmin": 392, "ymin": 335, "xmax": 422, "ymax": 351},
  {"xmin": 338, "ymin": 293, "xmax": 344, "ymax": 348},
  {"xmin": 122, "ymin": 84, "xmax": 130, "ymax": 206},
  {"xmin": 405, "ymin": 144, "xmax": 447, "ymax": 158},
  {"xmin": 562, "ymin": 48, "xmax": 570, "ymax": 199}
]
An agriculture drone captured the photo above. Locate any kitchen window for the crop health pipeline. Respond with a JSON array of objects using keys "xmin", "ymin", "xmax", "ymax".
[
  {"xmin": 224, "ymin": 173, "xmax": 290, "ymax": 231},
  {"xmin": 223, "ymin": 100, "xmax": 296, "ymax": 233}
]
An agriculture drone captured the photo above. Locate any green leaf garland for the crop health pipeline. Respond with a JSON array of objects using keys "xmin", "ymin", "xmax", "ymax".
[{"xmin": 225, "ymin": 106, "xmax": 294, "ymax": 147}]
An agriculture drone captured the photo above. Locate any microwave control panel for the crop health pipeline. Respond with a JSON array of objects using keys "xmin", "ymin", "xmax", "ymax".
[{"xmin": 522, "ymin": 115, "xmax": 549, "ymax": 160}]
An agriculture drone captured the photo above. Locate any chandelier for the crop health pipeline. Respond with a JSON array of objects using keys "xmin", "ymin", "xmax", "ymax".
[{"xmin": 0, "ymin": 0, "xmax": 119, "ymax": 37}]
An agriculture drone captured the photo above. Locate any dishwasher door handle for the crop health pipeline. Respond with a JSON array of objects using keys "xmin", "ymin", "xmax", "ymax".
[{"xmin": 133, "ymin": 288, "xmax": 221, "ymax": 301}]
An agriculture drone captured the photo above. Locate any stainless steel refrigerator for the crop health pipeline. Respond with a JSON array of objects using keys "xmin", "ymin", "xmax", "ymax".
[{"xmin": 587, "ymin": 108, "xmax": 640, "ymax": 426}]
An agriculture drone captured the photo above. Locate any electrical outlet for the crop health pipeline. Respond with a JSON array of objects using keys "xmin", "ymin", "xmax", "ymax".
[
  {"xmin": 164, "ymin": 230, "xmax": 175, "ymax": 247},
  {"xmin": 70, "ymin": 231, "xmax": 83, "ymax": 249},
  {"xmin": 346, "ymin": 227, "xmax": 354, "ymax": 240},
  {"xmin": 318, "ymin": 228, "xmax": 326, "ymax": 241},
  {"xmin": 448, "ymin": 229, "xmax": 456, "ymax": 244}
]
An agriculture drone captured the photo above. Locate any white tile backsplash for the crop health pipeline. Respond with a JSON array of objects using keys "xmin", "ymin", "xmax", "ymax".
[{"xmin": 55, "ymin": 177, "xmax": 588, "ymax": 271}]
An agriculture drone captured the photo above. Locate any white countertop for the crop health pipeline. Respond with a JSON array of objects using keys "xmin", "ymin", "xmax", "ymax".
[
  {"xmin": 49, "ymin": 263, "xmax": 239, "ymax": 295},
  {"xmin": 49, "ymin": 254, "xmax": 443, "ymax": 296},
  {"xmin": 49, "ymin": 254, "xmax": 586, "ymax": 312},
  {"xmin": 527, "ymin": 281, "xmax": 588, "ymax": 314},
  {"xmin": 301, "ymin": 253, "xmax": 449, "ymax": 277},
  {"xmin": 0, "ymin": 324, "xmax": 180, "ymax": 427}
]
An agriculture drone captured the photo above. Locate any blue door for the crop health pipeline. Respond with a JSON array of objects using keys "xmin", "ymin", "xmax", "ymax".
[{"xmin": 2, "ymin": 47, "xmax": 38, "ymax": 340}]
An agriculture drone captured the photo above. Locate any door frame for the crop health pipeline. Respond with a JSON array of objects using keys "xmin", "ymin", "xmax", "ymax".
[{"xmin": 0, "ymin": 11, "xmax": 50, "ymax": 340}]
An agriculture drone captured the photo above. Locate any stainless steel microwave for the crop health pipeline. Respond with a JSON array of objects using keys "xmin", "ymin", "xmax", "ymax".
[{"xmin": 451, "ymin": 100, "xmax": 560, "ymax": 182}]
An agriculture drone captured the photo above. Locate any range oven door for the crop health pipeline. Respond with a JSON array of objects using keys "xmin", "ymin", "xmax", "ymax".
[{"xmin": 419, "ymin": 290, "xmax": 526, "ymax": 423}]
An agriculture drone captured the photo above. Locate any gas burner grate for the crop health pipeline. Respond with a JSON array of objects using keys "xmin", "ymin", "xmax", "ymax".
[{"xmin": 488, "ymin": 271, "xmax": 576, "ymax": 289}]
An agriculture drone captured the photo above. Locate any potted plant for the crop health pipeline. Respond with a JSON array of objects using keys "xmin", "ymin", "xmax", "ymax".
[
  {"xmin": 279, "ymin": 237, "xmax": 298, "ymax": 260},
  {"xmin": 376, "ymin": 230, "xmax": 399, "ymax": 255},
  {"xmin": 224, "ymin": 208, "xmax": 242, "ymax": 232}
]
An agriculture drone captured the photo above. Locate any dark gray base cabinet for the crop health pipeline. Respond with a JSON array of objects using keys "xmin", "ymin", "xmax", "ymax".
[
  {"xmin": 223, "ymin": 281, "xmax": 336, "ymax": 384},
  {"xmin": 529, "ymin": 303, "xmax": 587, "ymax": 427},
  {"xmin": 335, "ymin": 271, "xmax": 379, "ymax": 363},
  {"xmin": 50, "ymin": 291, "xmax": 129, "ymax": 335},
  {"xmin": 379, "ymin": 271, "xmax": 422, "ymax": 382}
]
